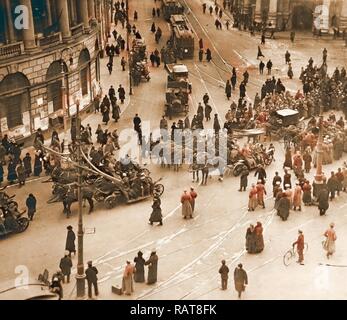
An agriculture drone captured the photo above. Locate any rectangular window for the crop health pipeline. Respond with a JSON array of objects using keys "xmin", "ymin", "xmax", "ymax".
[{"xmin": 80, "ymin": 68, "xmax": 89, "ymax": 96}]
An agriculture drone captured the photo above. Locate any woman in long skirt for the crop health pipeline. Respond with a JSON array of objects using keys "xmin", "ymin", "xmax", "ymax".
[{"xmin": 323, "ymin": 223, "xmax": 337, "ymax": 259}]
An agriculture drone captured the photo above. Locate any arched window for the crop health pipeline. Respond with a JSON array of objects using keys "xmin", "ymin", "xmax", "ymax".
[
  {"xmin": 46, "ymin": 61, "xmax": 68, "ymax": 113},
  {"xmin": 78, "ymin": 48, "xmax": 91, "ymax": 97},
  {"xmin": 0, "ymin": 73, "xmax": 30, "ymax": 130}
]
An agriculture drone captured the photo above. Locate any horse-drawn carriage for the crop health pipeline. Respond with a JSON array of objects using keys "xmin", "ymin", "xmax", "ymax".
[
  {"xmin": 165, "ymin": 64, "xmax": 191, "ymax": 119},
  {"xmin": 131, "ymin": 39, "xmax": 151, "ymax": 86},
  {"xmin": 0, "ymin": 190, "xmax": 29, "ymax": 238}
]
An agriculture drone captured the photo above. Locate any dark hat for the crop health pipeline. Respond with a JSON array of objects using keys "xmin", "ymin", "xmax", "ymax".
[
  {"xmin": 87, "ymin": 261, "xmax": 92, "ymax": 266},
  {"xmin": 238, "ymin": 263, "xmax": 243, "ymax": 268},
  {"xmin": 67, "ymin": 226, "xmax": 73, "ymax": 230}
]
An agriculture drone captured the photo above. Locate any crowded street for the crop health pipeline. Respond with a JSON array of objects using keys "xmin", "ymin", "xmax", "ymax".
[{"xmin": 1, "ymin": 0, "xmax": 347, "ymax": 301}]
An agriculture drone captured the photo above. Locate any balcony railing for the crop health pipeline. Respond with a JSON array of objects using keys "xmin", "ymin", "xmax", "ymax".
[
  {"xmin": 71, "ymin": 23, "xmax": 84, "ymax": 38},
  {"xmin": 37, "ymin": 32, "xmax": 62, "ymax": 47},
  {"xmin": 0, "ymin": 42, "xmax": 24, "ymax": 60}
]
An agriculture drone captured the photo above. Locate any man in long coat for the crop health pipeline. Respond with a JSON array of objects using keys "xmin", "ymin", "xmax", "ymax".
[
  {"xmin": 26, "ymin": 194, "xmax": 37, "ymax": 221},
  {"xmin": 245, "ymin": 224, "xmax": 256, "ymax": 253},
  {"xmin": 234, "ymin": 264, "xmax": 248, "ymax": 298},
  {"xmin": 317, "ymin": 187, "xmax": 329, "ymax": 216},
  {"xmin": 292, "ymin": 230, "xmax": 305, "ymax": 265},
  {"xmin": 256, "ymin": 181, "xmax": 266, "ymax": 209},
  {"xmin": 327, "ymin": 172, "xmax": 339, "ymax": 201},
  {"xmin": 239, "ymin": 168, "xmax": 249, "ymax": 192},
  {"xmin": 122, "ymin": 261, "xmax": 135, "ymax": 295},
  {"xmin": 65, "ymin": 226, "xmax": 76, "ymax": 257},
  {"xmin": 254, "ymin": 165, "xmax": 266, "ymax": 184},
  {"xmin": 292, "ymin": 182, "xmax": 302, "ymax": 211},
  {"xmin": 181, "ymin": 190, "xmax": 193, "ymax": 219},
  {"xmin": 85, "ymin": 261, "xmax": 99, "ymax": 299},
  {"xmin": 149, "ymin": 197, "xmax": 163, "ymax": 226},
  {"xmin": 278, "ymin": 193, "xmax": 290, "ymax": 221},
  {"xmin": 219, "ymin": 260, "xmax": 229, "ymax": 290},
  {"xmin": 134, "ymin": 251, "xmax": 145, "ymax": 283},
  {"xmin": 145, "ymin": 250, "xmax": 158, "ymax": 285},
  {"xmin": 59, "ymin": 251, "xmax": 73, "ymax": 283}
]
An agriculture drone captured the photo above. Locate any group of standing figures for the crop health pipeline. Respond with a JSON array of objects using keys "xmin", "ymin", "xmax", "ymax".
[
  {"xmin": 122, "ymin": 249, "xmax": 159, "ymax": 296},
  {"xmin": 245, "ymin": 222, "xmax": 264, "ymax": 254}
]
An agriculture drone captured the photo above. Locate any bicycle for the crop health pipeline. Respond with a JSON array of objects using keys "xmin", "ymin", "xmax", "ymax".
[{"xmin": 283, "ymin": 242, "xmax": 308, "ymax": 266}]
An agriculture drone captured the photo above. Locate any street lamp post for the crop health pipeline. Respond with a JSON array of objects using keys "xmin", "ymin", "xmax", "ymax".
[
  {"xmin": 126, "ymin": 0, "xmax": 133, "ymax": 95},
  {"xmin": 313, "ymin": 106, "xmax": 325, "ymax": 198},
  {"xmin": 74, "ymin": 98, "xmax": 86, "ymax": 298}
]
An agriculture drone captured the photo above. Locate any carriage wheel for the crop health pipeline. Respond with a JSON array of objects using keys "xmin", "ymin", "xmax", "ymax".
[
  {"xmin": 264, "ymin": 157, "xmax": 273, "ymax": 166},
  {"xmin": 17, "ymin": 217, "xmax": 30, "ymax": 233},
  {"xmin": 105, "ymin": 195, "xmax": 120, "ymax": 209},
  {"xmin": 142, "ymin": 168, "xmax": 150, "ymax": 176},
  {"xmin": 233, "ymin": 164, "xmax": 246, "ymax": 177},
  {"xmin": 153, "ymin": 184, "xmax": 165, "ymax": 197},
  {"xmin": 283, "ymin": 250, "xmax": 293, "ymax": 266}
]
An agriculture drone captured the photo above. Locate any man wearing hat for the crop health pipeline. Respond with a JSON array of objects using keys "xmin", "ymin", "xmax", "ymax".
[
  {"xmin": 149, "ymin": 196, "xmax": 163, "ymax": 226},
  {"xmin": 219, "ymin": 260, "xmax": 229, "ymax": 290},
  {"xmin": 292, "ymin": 230, "xmax": 305, "ymax": 265},
  {"xmin": 65, "ymin": 226, "xmax": 76, "ymax": 257},
  {"xmin": 85, "ymin": 261, "xmax": 99, "ymax": 299},
  {"xmin": 293, "ymin": 182, "xmax": 302, "ymax": 211},
  {"xmin": 233, "ymin": 263, "xmax": 248, "ymax": 298},
  {"xmin": 59, "ymin": 251, "xmax": 73, "ymax": 283}
]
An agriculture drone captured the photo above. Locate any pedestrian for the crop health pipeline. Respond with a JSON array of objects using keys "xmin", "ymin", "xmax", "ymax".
[
  {"xmin": 261, "ymin": 33, "xmax": 265, "ymax": 45},
  {"xmin": 213, "ymin": 114, "xmax": 221, "ymax": 135},
  {"xmin": 181, "ymin": 190, "xmax": 193, "ymax": 219},
  {"xmin": 226, "ymin": 20, "xmax": 230, "ymax": 30},
  {"xmin": 302, "ymin": 180, "xmax": 312, "ymax": 206},
  {"xmin": 199, "ymin": 49, "xmax": 203, "ymax": 62},
  {"xmin": 225, "ymin": 80, "xmax": 232, "ymax": 100},
  {"xmin": 134, "ymin": 251, "xmax": 145, "ymax": 283},
  {"xmin": 151, "ymin": 22, "xmax": 156, "ymax": 33},
  {"xmin": 86, "ymin": 261, "xmax": 99, "ymax": 299},
  {"xmin": 7, "ymin": 158, "xmax": 17, "ymax": 184},
  {"xmin": 0, "ymin": 163, "xmax": 3, "ymax": 186},
  {"xmin": 283, "ymin": 169, "xmax": 292, "ymax": 189},
  {"xmin": 107, "ymin": 61, "xmax": 113, "ymax": 75},
  {"xmin": 17, "ymin": 161, "xmax": 26, "ymax": 186},
  {"xmin": 285, "ymin": 50, "xmax": 291, "ymax": 64},
  {"xmin": 204, "ymin": 104, "xmax": 212, "ymax": 121},
  {"xmin": 292, "ymin": 181, "xmax": 302, "ymax": 211},
  {"xmin": 206, "ymin": 48, "xmax": 212, "ymax": 62},
  {"xmin": 246, "ymin": 224, "xmax": 256, "ymax": 253},
  {"xmin": 255, "ymin": 222, "xmax": 264, "ymax": 253},
  {"xmin": 323, "ymin": 223, "xmax": 337, "ymax": 259},
  {"xmin": 145, "ymin": 249, "xmax": 158, "ymax": 285},
  {"xmin": 102, "ymin": 105, "xmax": 110, "ymax": 125},
  {"xmin": 234, "ymin": 263, "xmax": 248, "ymax": 299},
  {"xmin": 121, "ymin": 57, "xmax": 126, "ymax": 71},
  {"xmin": 248, "ymin": 184, "xmax": 258, "ymax": 211},
  {"xmin": 149, "ymin": 196, "xmax": 163, "ymax": 226},
  {"xmin": 190, "ymin": 187, "xmax": 198, "ymax": 212},
  {"xmin": 59, "ymin": 251, "xmax": 73, "ymax": 283},
  {"xmin": 266, "ymin": 59, "xmax": 273, "ymax": 75},
  {"xmin": 317, "ymin": 186, "xmax": 329, "ymax": 216},
  {"xmin": 156, "ymin": 8, "xmax": 160, "ymax": 17},
  {"xmin": 239, "ymin": 167, "xmax": 249, "ymax": 192},
  {"xmin": 257, "ymin": 46, "xmax": 264, "ymax": 59},
  {"xmin": 254, "ymin": 164, "xmax": 266, "ymax": 185},
  {"xmin": 259, "ymin": 60, "xmax": 265, "ymax": 75},
  {"xmin": 219, "ymin": 260, "xmax": 229, "ymax": 290},
  {"xmin": 50, "ymin": 273, "xmax": 63, "ymax": 300},
  {"xmin": 122, "ymin": 261, "xmax": 135, "ymax": 295},
  {"xmin": 256, "ymin": 180, "xmax": 266, "ymax": 209},
  {"xmin": 277, "ymin": 192, "xmax": 290, "ymax": 221},
  {"xmin": 292, "ymin": 230, "xmax": 305, "ymax": 265},
  {"xmin": 65, "ymin": 226, "xmax": 76, "ymax": 257},
  {"xmin": 134, "ymin": 10, "xmax": 138, "ymax": 21},
  {"xmin": 133, "ymin": 114, "xmax": 142, "ymax": 133},
  {"xmin": 22, "ymin": 153, "xmax": 32, "ymax": 178},
  {"xmin": 152, "ymin": 7, "xmax": 156, "ymax": 18},
  {"xmin": 118, "ymin": 85, "xmax": 126, "ymax": 104},
  {"xmin": 290, "ymin": 31, "xmax": 295, "ymax": 43},
  {"xmin": 209, "ymin": 5, "xmax": 213, "ymax": 15},
  {"xmin": 202, "ymin": 3, "xmax": 207, "ymax": 14},
  {"xmin": 26, "ymin": 194, "xmax": 37, "ymax": 221},
  {"xmin": 327, "ymin": 171, "xmax": 339, "ymax": 200}
]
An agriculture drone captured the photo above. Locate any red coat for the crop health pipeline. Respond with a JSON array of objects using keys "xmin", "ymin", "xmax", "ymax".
[
  {"xmin": 181, "ymin": 193, "xmax": 192, "ymax": 203},
  {"xmin": 190, "ymin": 191, "xmax": 198, "ymax": 200},
  {"xmin": 294, "ymin": 234, "xmax": 305, "ymax": 250}
]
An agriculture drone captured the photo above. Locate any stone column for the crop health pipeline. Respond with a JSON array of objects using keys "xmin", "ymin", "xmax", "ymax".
[
  {"xmin": 88, "ymin": 0, "xmax": 96, "ymax": 19},
  {"xmin": 46, "ymin": 0, "xmax": 53, "ymax": 26},
  {"xmin": 339, "ymin": 0, "xmax": 347, "ymax": 29},
  {"xmin": 57, "ymin": 0, "xmax": 71, "ymax": 40},
  {"xmin": 268, "ymin": 0, "xmax": 278, "ymax": 27},
  {"xmin": 20, "ymin": 0, "xmax": 37, "ymax": 51},
  {"xmin": 255, "ymin": 0, "xmax": 262, "ymax": 23},
  {"xmin": 4, "ymin": 0, "xmax": 16, "ymax": 43},
  {"xmin": 80, "ymin": 0, "xmax": 90, "ymax": 31}
]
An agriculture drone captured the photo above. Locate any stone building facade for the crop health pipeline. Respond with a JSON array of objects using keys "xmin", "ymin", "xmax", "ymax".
[
  {"xmin": 0, "ymin": 0, "xmax": 112, "ymax": 141},
  {"xmin": 233, "ymin": 0, "xmax": 347, "ymax": 31}
]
